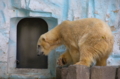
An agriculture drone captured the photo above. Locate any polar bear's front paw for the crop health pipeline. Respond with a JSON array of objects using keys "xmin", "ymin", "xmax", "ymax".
[
  {"xmin": 57, "ymin": 58, "xmax": 63, "ymax": 66},
  {"xmin": 57, "ymin": 57, "xmax": 67, "ymax": 66}
]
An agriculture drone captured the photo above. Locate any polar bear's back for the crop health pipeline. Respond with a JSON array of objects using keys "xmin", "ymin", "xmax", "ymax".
[
  {"xmin": 60, "ymin": 18, "xmax": 114, "ymax": 54},
  {"xmin": 71, "ymin": 18, "xmax": 112, "ymax": 37},
  {"xmin": 60, "ymin": 18, "xmax": 113, "ymax": 43}
]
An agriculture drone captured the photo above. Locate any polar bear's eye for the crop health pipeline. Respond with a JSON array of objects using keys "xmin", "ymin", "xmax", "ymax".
[{"xmin": 38, "ymin": 45, "xmax": 40, "ymax": 48}]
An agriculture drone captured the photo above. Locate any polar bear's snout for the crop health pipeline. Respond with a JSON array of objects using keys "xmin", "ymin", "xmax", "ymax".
[{"xmin": 37, "ymin": 45, "xmax": 44, "ymax": 56}]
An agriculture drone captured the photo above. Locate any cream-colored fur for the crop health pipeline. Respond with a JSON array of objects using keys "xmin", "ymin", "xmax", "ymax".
[{"xmin": 37, "ymin": 18, "xmax": 114, "ymax": 67}]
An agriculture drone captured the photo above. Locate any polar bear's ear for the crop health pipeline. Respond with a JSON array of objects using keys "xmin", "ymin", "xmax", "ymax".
[
  {"xmin": 42, "ymin": 37, "xmax": 45, "ymax": 41},
  {"xmin": 41, "ymin": 35, "xmax": 47, "ymax": 42}
]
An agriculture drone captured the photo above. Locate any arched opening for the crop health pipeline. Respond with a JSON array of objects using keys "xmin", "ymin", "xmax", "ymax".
[{"xmin": 17, "ymin": 18, "xmax": 48, "ymax": 69}]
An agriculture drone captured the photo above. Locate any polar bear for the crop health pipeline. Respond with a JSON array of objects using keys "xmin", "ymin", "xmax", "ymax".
[{"xmin": 37, "ymin": 18, "xmax": 114, "ymax": 67}]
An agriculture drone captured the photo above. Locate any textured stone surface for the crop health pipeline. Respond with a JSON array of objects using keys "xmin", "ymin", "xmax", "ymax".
[
  {"xmin": 91, "ymin": 66, "xmax": 117, "ymax": 79},
  {"xmin": 117, "ymin": 67, "xmax": 120, "ymax": 79},
  {"xmin": 61, "ymin": 68, "xmax": 68, "ymax": 79},
  {"xmin": 56, "ymin": 67, "xmax": 68, "ymax": 79},
  {"xmin": 56, "ymin": 66, "xmax": 119, "ymax": 79},
  {"xmin": 56, "ymin": 65, "xmax": 90, "ymax": 79},
  {"xmin": 56, "ymin": 67, "xmax": 62, "ymax": 79},
  {"xmin": 0, "ymin": 62, "xmax": 8, "ymax": 78},
  {"xmin": 66, "ymin": 65, "xmax": 90, "ymax": 79}
]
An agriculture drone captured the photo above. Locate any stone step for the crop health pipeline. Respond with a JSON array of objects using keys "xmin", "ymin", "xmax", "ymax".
[{"xmin": 56, "ymin": 65, "xmax": 118, "ymax": 79}]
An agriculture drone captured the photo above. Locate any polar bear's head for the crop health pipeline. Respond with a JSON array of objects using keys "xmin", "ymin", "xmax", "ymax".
[
  {"xmin": 37, "ymin": 34, "xmax": 51, "ymax": 56},
  {"xmin": 37, "ymin": 33, "xmax": 62, "ymax": 56}
]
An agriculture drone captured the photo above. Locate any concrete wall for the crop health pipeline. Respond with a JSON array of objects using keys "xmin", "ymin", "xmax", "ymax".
[{"xmin": 0, "ymin": 0, "xmax": 119, "ymax": 78}]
